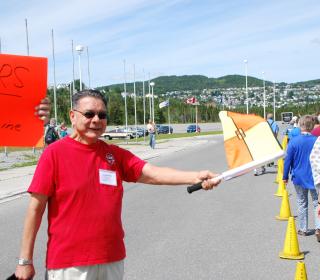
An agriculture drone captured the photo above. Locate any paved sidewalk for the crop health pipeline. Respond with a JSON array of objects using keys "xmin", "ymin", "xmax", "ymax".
[{"xmin": 0, "ymin": 135, "xmax": 217, "ymax": 202}]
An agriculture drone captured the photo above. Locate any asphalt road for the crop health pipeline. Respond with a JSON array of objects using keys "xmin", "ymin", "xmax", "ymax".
[{"xmin": 1, "ymin": 136, "xmax": 320, "ymax": 279}]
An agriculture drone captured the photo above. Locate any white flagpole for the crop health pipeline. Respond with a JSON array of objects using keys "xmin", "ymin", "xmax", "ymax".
[
  {"xmin": 142, "ymin": 69, "xmax": 146, "ymax": 142},
  {"xmin": 71, "ymin": 40, "xmax": 75, "ymax": 95},
  {"xmin": 195, "ymin": 104, "xmax": 198, "ymax": 132},
  {"xmin": 148, "ymin": 72, "xmax": 151, "ymax": 120},
  {"xmin": 25, "ymin": 19, "xmax": 30, "ymax": 55},
  {"xmin": 168, "ymin": 99, "xmax": 171, "ymax": 134},
  {"xmin": 273, "ymin": 81, "xmax": 276, "ymax": 121},
  {"xmin": 86, "ymin": 46, "xmax": 91, "ymax": 89},
  {"xmin": 26, "ymin": 19, "xmax": 34, "ymax": 154},
  {"xmin": 123, "ymin": 60, "xmax": 128, "ymax": 140},
  {"xmin": 69, "ymin": 83, "xmax": 72, "ymax": 109},
  {"xmin": 0, "ymin": 37, "xmax": 8, "ymax": 157},
  {"xmin": 51, "ymin": 29, "xmax": 57, "ymax": 122},
  {"xmin": 133, "ymin": 64, "xmax": 137, "ymax": 141}
]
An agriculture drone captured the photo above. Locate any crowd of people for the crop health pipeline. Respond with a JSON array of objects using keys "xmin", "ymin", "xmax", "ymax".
[{"xmin": 280, "ymin": 113, "xmax": 320, "ymax": 243}]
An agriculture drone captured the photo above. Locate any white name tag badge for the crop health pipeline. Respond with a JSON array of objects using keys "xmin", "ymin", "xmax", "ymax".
[{"xmin": 99, "ymin": 169, "xmax": 117, "ymax": 186}]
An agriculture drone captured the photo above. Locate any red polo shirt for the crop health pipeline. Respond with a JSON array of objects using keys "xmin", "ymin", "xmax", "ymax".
[{"xmin": 28, "ymin": 137, "xmax": 146, "ymax": 269}]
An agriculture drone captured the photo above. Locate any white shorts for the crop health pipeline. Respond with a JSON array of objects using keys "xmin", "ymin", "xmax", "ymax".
[{"xmin": 46, "ymin": 260, "xmax": 124, "ymax": 280}]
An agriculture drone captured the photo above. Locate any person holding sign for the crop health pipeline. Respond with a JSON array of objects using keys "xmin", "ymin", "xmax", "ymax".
[
  {"xmin": 34, "ymin": 98, "xmax": 51, "ymax": 124},
  {"xmin": 15, "ymin": 90, "xmax": 220, "ymax": 280}
]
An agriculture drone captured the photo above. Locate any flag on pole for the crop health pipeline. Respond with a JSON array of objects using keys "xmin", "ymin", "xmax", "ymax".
[
  {"xmin": 186, "ymin": 97, "xmax": 196, "ymax": 104},
  {"xmin": 186, "ymin": 110, "xmax": 285, "ymax": 193},
  {"xmin": 218, "ymin": 111, "xmax": 284, "ymax": 180},
  {"xmin": 159, "ymin": 100, "xmax": 169, "ymax": 108}
]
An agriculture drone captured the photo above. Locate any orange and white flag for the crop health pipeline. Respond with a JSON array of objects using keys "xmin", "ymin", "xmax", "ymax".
[{"xmin": 218, "ymin": 111, "xmax": 284, "ymax": 180}]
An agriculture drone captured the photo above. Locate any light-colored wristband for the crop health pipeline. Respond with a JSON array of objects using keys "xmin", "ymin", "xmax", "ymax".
[{"xmin": 17, "ymin": 258, "xmax": 33, "ymax": 265}]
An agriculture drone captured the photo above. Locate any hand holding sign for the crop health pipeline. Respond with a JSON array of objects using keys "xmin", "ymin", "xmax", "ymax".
[
  {"xmin": 35, "ymin": 97, "xmax": 50, "ymax": 124},
  {"xmin": 0, "ymin": 54, "xmax": 47, "ymax": 147}
]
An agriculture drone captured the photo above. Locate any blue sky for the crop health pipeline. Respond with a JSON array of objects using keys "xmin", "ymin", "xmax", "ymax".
[{"xmin": 1, "ymin": 0, "xmax": 319, "ymax": 87}]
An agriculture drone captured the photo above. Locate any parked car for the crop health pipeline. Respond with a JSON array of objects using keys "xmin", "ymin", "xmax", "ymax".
[
  {"xmin": 187, "ymin": 124, "xmax": 201, "ymax": 133},
  {"xmin": 101, "ymin": 128, "xmax": 134, "ymax": 140},
  {"xmin": 137, "ymin": 127, "xmax": 149, "ymax": 136},
  {"xmin": 157, "ymin": 125, "xmax": 173, "ymax": 134},
  {"xmin": 124, "ymin": 127, "xmax": 141, "ymax": 138}
]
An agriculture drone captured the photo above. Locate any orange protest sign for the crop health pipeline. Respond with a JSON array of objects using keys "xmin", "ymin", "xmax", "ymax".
[{"xmin": 0, "ymin": 54, "xmax": 47, "ymax": 147}]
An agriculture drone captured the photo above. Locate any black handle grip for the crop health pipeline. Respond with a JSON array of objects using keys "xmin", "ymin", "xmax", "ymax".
[
  {"xmin": 6, "ymin": 274, "xmax": 18, "ymax": 280},
  {"xmin": 187, "ymin": 182, "xmax": 203, "ymax": 194}
]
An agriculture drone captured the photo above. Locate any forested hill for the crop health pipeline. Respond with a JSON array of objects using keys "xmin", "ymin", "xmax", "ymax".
[
  {"xmin": 98, "ymin": 75, "xmax": 319, "ymax": 95},
  {"xmin": 100, "ymin": 75, "xmax": 268, "ymax": 94}
]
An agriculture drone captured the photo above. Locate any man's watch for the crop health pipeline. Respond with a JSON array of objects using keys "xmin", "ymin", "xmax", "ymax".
[{"xmin": 17, "ymin": 258, "xmax": 33, "ymax": 265}]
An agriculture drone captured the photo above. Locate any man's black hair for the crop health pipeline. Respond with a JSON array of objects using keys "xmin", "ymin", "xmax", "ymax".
[{"xmin": 72, "ymin": 89, "xmax": 107, "ymax": 108}]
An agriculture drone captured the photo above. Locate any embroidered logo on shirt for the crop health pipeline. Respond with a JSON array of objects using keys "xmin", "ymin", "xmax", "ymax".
[{"xmin": 106, "ymin": 153, "xmax": 115, "ymax": 165}]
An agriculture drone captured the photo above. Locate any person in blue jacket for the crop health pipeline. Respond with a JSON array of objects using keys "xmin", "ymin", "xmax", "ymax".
[{"xmin": 283, "ymin": 115, "xmax": 320, "ymax": 241}]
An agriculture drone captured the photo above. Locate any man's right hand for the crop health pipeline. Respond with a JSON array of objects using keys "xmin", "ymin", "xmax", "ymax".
[{"xmin": 15, "ymin": 264, "xmax": 35, "ymax": 280}]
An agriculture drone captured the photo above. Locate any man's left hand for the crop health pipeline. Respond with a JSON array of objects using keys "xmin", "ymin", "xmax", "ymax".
[
  {"xmin": 34, "ymin": 98, "xmax": 50, "ymax": 124},
  {"xmin": 197, "ymin": 170, "xmax": 221, "ymax": 190}
]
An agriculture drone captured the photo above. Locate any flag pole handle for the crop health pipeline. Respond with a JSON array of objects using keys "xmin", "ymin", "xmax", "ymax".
[
  {"xmin": 187, "ymin": 182, "xmax": 202, "ymax": 193},
  {"xmin": 187, "ymin": 174, "xmax": 224, "ymax": 194}
]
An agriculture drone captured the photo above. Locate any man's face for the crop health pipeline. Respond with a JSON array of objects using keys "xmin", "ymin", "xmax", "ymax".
[{"xmin": 70, "ymin": 96, "xmax": 107, "ymax": 144}]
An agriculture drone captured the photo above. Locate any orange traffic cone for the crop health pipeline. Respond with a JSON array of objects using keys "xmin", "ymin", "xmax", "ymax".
[
  {"xmin": 275, "ymin": 180, "xmax": 286, "ymax": 197},
  {"xmin": 276, "ymin": 189, "xmax": 292, "ymax": 220},
  {"xmin": 279, "ymin": 217, "xmax": 304, "ymax": 260},
  {"xmin": 294, "ymin": 261, "xmax": 308, "ymax": 280},
  {"xmin": 275, "ymin": 158, "xmax": 284, "ymax": 184}
]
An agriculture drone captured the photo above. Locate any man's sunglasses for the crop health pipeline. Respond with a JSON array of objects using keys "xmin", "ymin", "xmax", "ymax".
[{"xmin": 73, "ymin": 109, "xmax": 107, "ymax": 120}]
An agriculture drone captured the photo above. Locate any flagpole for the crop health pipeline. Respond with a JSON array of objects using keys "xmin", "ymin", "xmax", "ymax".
[
  {"xmin": 195, "ymin": 104, "xmax": 198, "ymax": 132},
  {"xmin": 51, "ymin": 29, "xmax": 57, "ymax": 122},
  {"xmin": 168, "ymin": 98, "xmax": 171, "ymax": 134},
  {"xmin": 133, "ymin": 64, "xmax": 137, "ymax": 141},
  {"xmin": 71, "ymin": 40, "xmax": 75, "ymax": 95},
  {"xmin": 148, "ymin": 72, "xmax": 151, "ymax": 120},
  {"xmin": 25, "ymin": 19, "xmax": 34, "ymax": 155},
  {"xmin": 142, "ymin": 69, "xmax": 146, "ymax": 142},
  {"xmin": 123, "ymin": 59, "xmax": 128, "ymax": 143},
  {"xmin": 25, "ymin": 19, "xmax": 30, "ymax": 55},
  {"xmin": 1, "ymin": 36, "xmax": 7, "ymax": 157},
  {"xmin": 262, "ymin": 71, "xmax": 266, "ymax": 119},
  {"xmin": 86, "ymin": 46, "xmax": 91, "ymax": 89},
  {"xmin": 273, "ymin": 81, "xmax": 276, "ymax": 121}
]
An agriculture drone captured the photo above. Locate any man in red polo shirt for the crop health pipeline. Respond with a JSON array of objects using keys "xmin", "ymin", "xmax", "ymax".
[{"xmin": 15, "ymin": 90, "xmax": 220, "ymax": 280}]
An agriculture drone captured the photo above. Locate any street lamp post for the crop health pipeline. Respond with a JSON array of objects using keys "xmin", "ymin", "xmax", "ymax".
[
  {"xmin": 76, "ymin": 45, "xmax": 84, "ymax": 91},
  {"xmin": 150, "ymin": 82, "xmax": 155, "ymax": 122},
  {"xmin": 244, "ymin": 59, "xmax": 248, "ymax": 114},
  {"xmin": 262, "ymin": 71, "xmax": 266, "ymax": 119}
]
